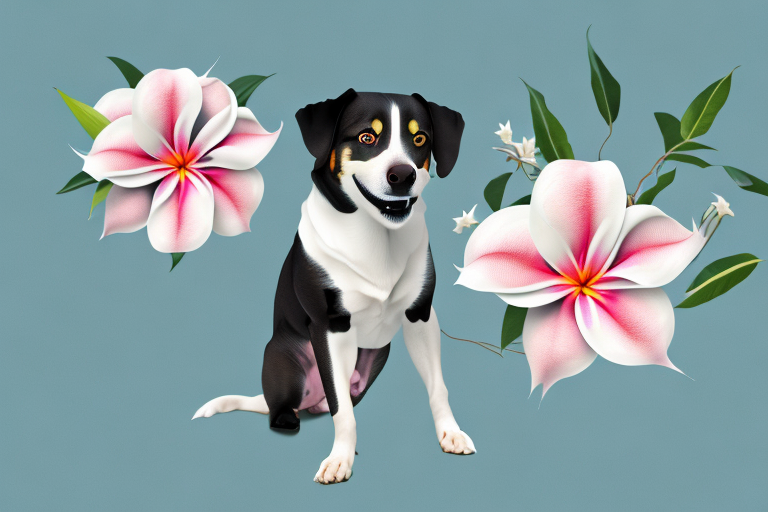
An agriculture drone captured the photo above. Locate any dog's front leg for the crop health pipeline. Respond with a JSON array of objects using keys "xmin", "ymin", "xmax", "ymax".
[
  {"xmin": 311, "ymin": 327, "xmax": 358, "ymax": 484},
  {"xmin": 402, "ymin": 307, "xmax": 476, "ymax": 455}
]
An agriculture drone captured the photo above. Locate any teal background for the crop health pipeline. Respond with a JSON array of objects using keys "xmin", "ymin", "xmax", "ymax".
[{"xmin": 1, "ymin": 0, "xmax": 766, "ymax": 510}]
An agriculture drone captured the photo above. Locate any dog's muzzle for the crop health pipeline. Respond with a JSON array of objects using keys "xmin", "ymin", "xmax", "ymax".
[{"xmin": 353, "ymin": 175, "xmax": 418, "ymax": 222}]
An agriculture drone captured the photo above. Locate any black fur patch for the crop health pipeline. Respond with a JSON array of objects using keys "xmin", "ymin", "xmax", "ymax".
[
  {"xmin": 324, "ymin": 288, "xmax": 351, "ymax": 333},
  {"xmin": 405, "ymin": 246, "xmax": 436, "ymax": 323}
]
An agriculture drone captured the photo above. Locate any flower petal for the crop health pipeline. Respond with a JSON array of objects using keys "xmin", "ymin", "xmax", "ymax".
[
  {"xmin": 200, "ymin": 167, "xmax": 264, "ymax": 236},
  {"xmin": 82, "ymin": 115, "xmax": 173, "ymax": 187},
  {"xmin": 101, "ymin": 184, "xmax": 153, "ymax": 238},
  {"xmin": 497, "ymin": 285, "xmax": 575, "ymax": 308},
  {"xmin": 575, "ymin": 287, "xmax": 681, "ymax": 371},
  {"xmin": 132, "ymin": 68, "xmax": 202, "ymax": 160},
  {"xmin": 530, "ymin": 160, "xmax": 627, "ymax": 281},
  {"xmin": 146, "ymin": 170, "xmax": 214, "ymax": 253},
  {"xmin": 523, "ymin": 294, "xmax": 597, "ymax": 397},
  {"xmin": 602, "ymin": 205, "xmax": 706, "ymax": 287},
  {"xmin": 188, "ymin": 77, "xmax": 238, "ymax": 160},
  {"xmin": 456, "ymin": 205, "xmax": 568, "ymax": 296},
  {"xmin": 93, "ymin": 88, "xmax": 134, "ymax": 121},
  {"xmin": 196, "ymin": 108, "xmax": 281, "ymax": 171}
]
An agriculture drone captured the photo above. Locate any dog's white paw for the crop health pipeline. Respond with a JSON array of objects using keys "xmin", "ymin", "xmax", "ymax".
[
  {"xmin": 192, "ymin": 397, "xmax": 228, "ymax": 419},
  {"xmin": 439, "ymin": 429, "xmax": 476, "ymax": 455},
  {"xmin": 313, "ymin": 452, "xmax": 354, "ymax": 484},
  {"xmin": 192, "ymin": 395, "xmax": 269, "ymax": 420}
]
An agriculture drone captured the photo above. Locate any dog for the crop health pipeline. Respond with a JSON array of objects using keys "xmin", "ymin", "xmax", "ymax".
[{"xmin": 193, "ymin": 89, "xmax": 475, "ymax": 484}]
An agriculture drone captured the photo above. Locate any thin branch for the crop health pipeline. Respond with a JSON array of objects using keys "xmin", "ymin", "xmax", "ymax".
[
  {"xmin": 440, "ymin": 329, "xmax": 501, "ymax": 357},
  {"xmin": 598, "ymin": 123, "xmax": 612, "ymax": 161},
  {"xmin": 440, "ymin": 329, "xmax": 525, "ymax": 356},
  {"xmin": 633, "ymin": 140, "xmax": 687, "ymax": 198}
]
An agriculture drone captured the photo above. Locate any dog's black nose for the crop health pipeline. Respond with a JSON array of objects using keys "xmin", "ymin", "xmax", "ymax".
[{"xmin": 386, "ymin": 164, "xmax": 416, "ymax": 194}]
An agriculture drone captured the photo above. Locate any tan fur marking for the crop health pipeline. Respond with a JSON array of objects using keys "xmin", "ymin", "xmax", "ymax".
[
  {"xmin": 329, "ymin": 149, "xmax": 336, "ymax": 171},
  {"xmin": 408, "ymin": 120, "xmax": 419, "ymax": 134},
  {"xmin": 338, "ymin": 147, "xmax": 352, "ymax": 177},
  {"xmin": 372, "ymin": 118, "xmax": 383, "ymax": 135},
  {"xmin": 423, "ymin": 156, "xmax": 430, "ymax": 171}
]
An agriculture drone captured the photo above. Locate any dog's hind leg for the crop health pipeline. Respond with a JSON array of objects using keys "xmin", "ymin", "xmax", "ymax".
[
  {"xmin": 262, "ymin": 334, "xmax": 311, "ymax": 432},
  {"xmin": 192, "ymin": 394, "xmax": 268, "ymax": 419}
]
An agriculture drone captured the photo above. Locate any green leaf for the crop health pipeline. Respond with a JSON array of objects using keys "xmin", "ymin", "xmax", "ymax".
[
  {"xmin": 654, "ymin": 112, "xmax": 684, "ymax": 153},
  {"xmin": 676, "ymin": 253, "xmax": 761, "ymax": 308},
  {"xmin": 107, "ymin": 56, "xmax": 144, "ymax": 88},
  {"xmin": 483, "ymin": 172, "xmax": 512, "ymax": 212},
  {"xmin": 522, "ymin": 80, "xmax": 574, "ymax": 163},
  {"xmin": 723, "ymin": 166, "xmax": 768, "ymax": 197},
  {"xmin": 170, "ymin": 253, "xmax": 185, "ymax": 271},
  {"xmin": 89, "ymin": 180, "xmax": 112, "ymax": 219},
  {"xmin": 228, "ymin": 74, "xmax": 274, "ymax": 107},
  {"xmin": 57, "ymin": 171, "xmax": 97, "ymax": 194},
  {"xmin": 509, "ymin": 194, "xmax": 532, "ymax": 207},
  {"xmin": 56, "ymin": 88, "xmax": 110, "ymax": 139},
  {"xmin": 666, "ymin": 153, "xmax": 711, "ymax": 168},
  {"xmin": 587, "ymin": 27, "xmax": 621, "ymax": 128},
  {"xmin": 680, "ymin": 68, "xmax": 737, "ymax": 140},
  {"xmin": 675, "ymin": 141, "xmax": 716, "ymax": 152},
  {"xmin": 636, "ymin": 169, "xmax": 676, "ymax": 205},
  {"xmin": 501, "ymin": 305, "xmax": 527, "ymax": 350}
]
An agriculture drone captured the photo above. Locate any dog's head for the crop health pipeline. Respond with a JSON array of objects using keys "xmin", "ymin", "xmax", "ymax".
[{"xmin": 296, "ymin": 89, "xmax": 464, "ymax": 228}]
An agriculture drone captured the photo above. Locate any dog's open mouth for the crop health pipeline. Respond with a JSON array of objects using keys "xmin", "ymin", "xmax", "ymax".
[{"xmin": 353, "ymin": 175, "xmax": 418, "ymax": 221}]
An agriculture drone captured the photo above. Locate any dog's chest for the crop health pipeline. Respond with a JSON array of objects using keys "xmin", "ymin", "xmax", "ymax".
[{"xmin": 299, "ymin": 204, "xmax": 429, "ymax": 349}]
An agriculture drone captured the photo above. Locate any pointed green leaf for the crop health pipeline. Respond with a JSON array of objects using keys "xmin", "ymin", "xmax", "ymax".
[
  {"xmin": 636, "ymin": 169, "xmax": 676, "ymax": 205},
  {"xmin": 89, "ymin": 180, "xmax": 112, "ymax": 219},
  {"xmin": 107, "ymin": 56, "xmax": 144, "ymax": 88},
  {"xmin": 680, "ymin": 68, "xmax": 737, "ymax": 140},
  {"xmin": 666, "ymin": 153, "xmax": 711, "ymax": 168},
  {"xmin": 587, "ymin": 27, "xmax": 621, "ymax": 127},
  {"xmin": 228, "ymin": 74, "xmax": 273, "ymax": 107},
  {"xmin": 676, "ymin": 253, "xmax": 761, "ymax": 308},
  {"xmin": 56, "ymin": 89, "xmax": 110, "ymax": 139},
  {"xmin": 522, "ymin": 80, "xmax": 574, "ymax": 163},
  {"xmin": 723, "ymin": 166, "xmax": 768, "ymax": 197},
  {"xmin": 509, "ymin": 194, "xmax": 532, "ymax": 207},
  {"xmin": 675, "ymin": 141, "xmax": 716, "ymax": 152},
  {"xmin": 484, "ymin": 172, "xmax": 512, "ymax": 212},
  {"xmin": 57, "ymin": 171, "xmax": 97, "ymax": 194},
  {"xmin": 501, "ymin": 305, "xmax": 527, "ymax": 350},
  {"xmin": 654, "ymin": 112, "xmax": 684, "ymax": 153},
  {"xmin": 170, "ymin": 252, "xmax": 185, "ymax": 271}
]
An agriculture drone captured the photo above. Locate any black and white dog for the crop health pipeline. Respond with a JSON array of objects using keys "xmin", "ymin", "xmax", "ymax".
[{"xmin": 193, "ymin": 89, "xmax": 475, "ymax": 484}]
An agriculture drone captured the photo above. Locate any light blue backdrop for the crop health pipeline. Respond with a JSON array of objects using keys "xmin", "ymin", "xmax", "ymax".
[{"xmin": 1, "ymin": 0, "xmax": 766, "ymax": 510}]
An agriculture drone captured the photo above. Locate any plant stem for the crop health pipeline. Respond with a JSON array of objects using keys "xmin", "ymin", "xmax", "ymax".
[
  {"xmin": 440, "ymin": 329, "xmax": 501, "ymax": 356},
  {"xmin": 633, "ymin": 141, "xmax": 687, "ymax": 198},
  {"xmin": 440, "ymin": 329, "xmax": 525, "ymax": 356},
  {"xmin": 598, "ymin": 124, "xmax": 612, "ymax": 161}
]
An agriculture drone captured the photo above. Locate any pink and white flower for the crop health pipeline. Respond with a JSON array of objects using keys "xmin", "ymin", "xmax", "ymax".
[
  {"xmin": 456, "ymin": 160, "xmax": 707, "ymax": 396},
  {"xmin": 80, "ymin": 68, "xmax": 281, "ymax": 253}
]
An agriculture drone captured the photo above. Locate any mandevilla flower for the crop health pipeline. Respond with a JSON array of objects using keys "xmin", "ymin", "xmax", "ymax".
[
  {"xmin": 78, "ymin": 68, "xmax": 281, "ymax": 253},
  {"xmin": 456, "ymin": 160, "xmax": 708, "ymax": 396}
]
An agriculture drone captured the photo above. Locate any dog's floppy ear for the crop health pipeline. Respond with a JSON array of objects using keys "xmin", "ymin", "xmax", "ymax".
[
  {"xmin": 411, "ymin": 93, "xmax": 464, "ymax": 178},
  {"xmin": 295, "ymin": 88, "xmax": 358, "ymax": 171}
]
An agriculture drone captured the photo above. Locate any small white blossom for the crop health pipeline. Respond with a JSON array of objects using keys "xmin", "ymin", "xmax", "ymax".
[
  {"xmin": 453, "ymin": 204, "xmax": 479, "ymax": 234},
  {"xmin": 512, "ymin": 136, "xmax": 537, "ymax": 165},
  {"xmin": 711, "ymin": 193, "xmax": 734, "ymax": 218},
  {"xmin": 495, "ymin": 121, "xmax": 513, "ymax": 145}
]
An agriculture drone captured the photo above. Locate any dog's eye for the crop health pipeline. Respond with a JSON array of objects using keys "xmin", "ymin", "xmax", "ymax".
[
  {"xmin": 358, "ymin": 132, "xmax": 376, "ymax": 145},
  {"xmin": 413, "ymin": 134, "xmax": 427, "ymax": 147}
]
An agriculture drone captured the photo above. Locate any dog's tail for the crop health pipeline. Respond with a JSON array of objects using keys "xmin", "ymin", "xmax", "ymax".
[{"xmin": 192, "ymin": 394, "xmax": 269, "ymax": 420}]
